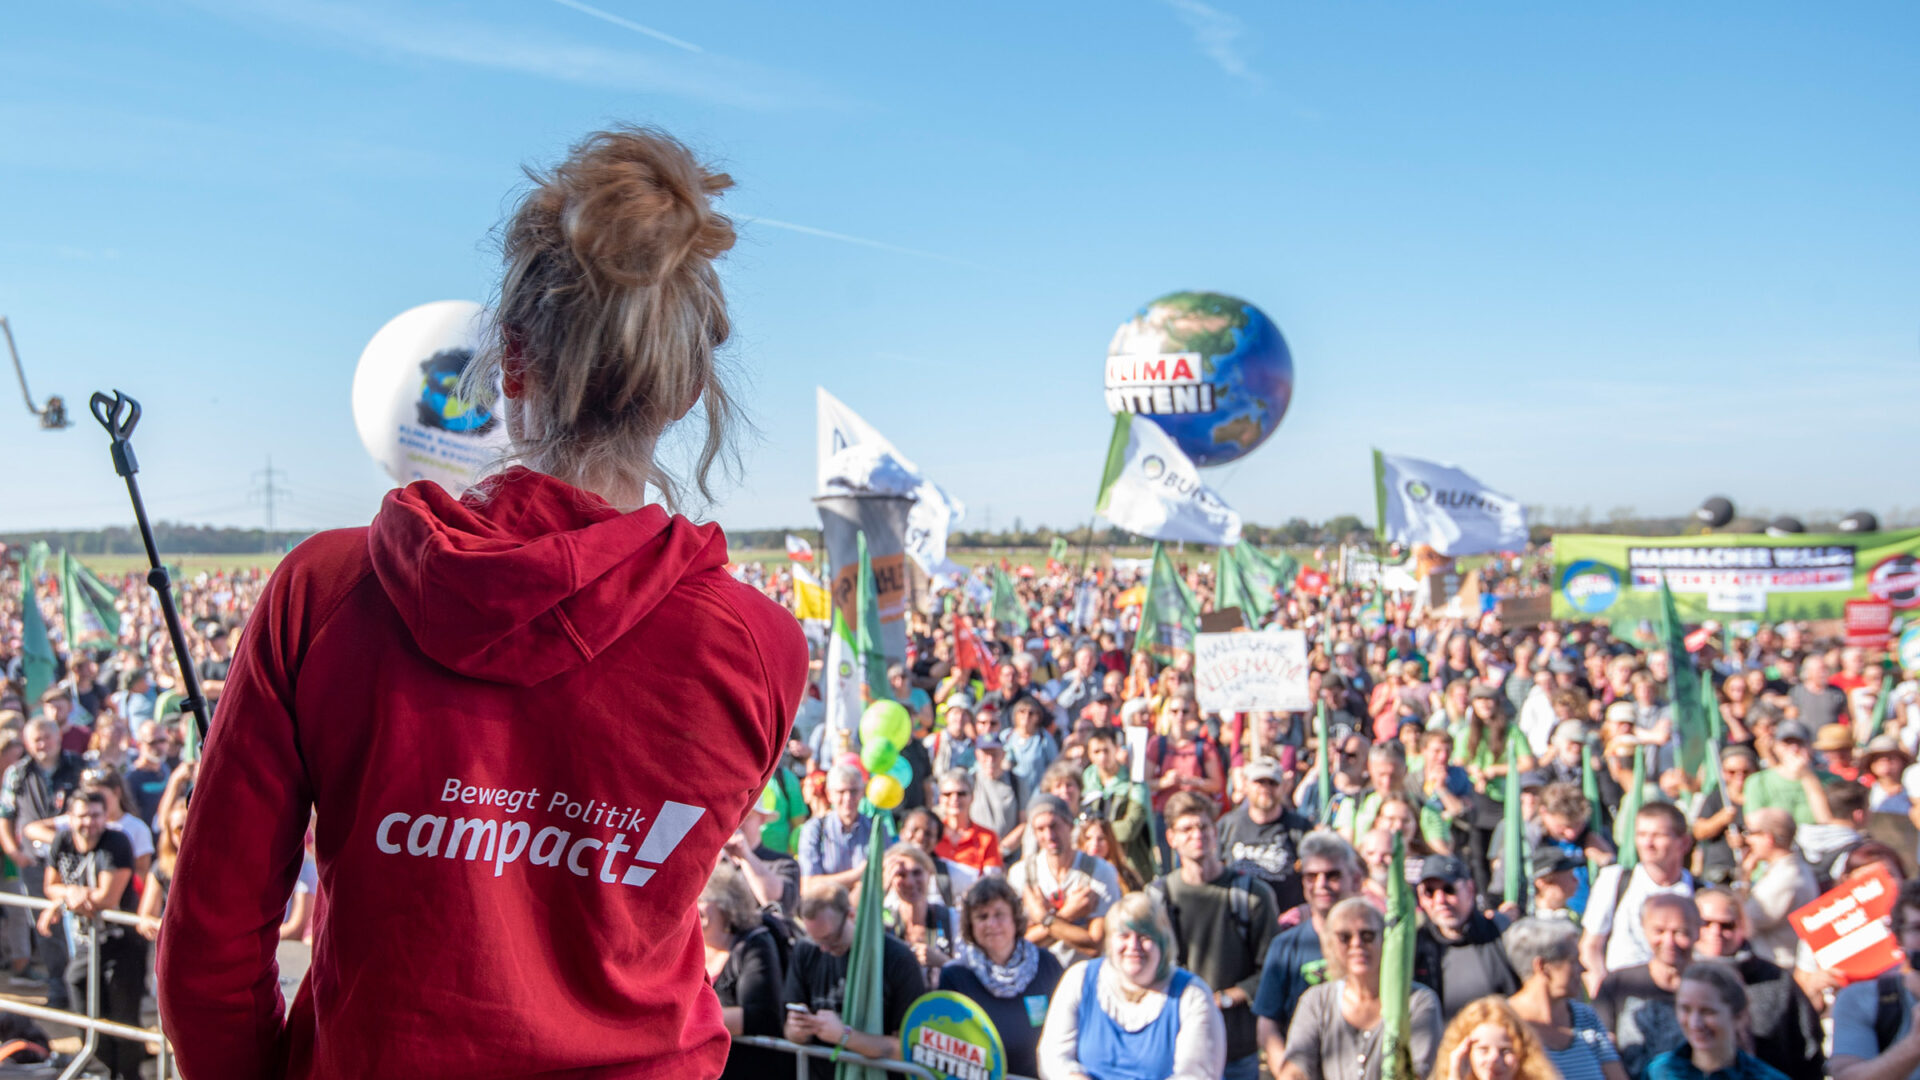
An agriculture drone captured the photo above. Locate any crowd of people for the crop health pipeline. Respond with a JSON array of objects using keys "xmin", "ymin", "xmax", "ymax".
[
  {"xmin": 0, "ymin": 556, "xmax": 277, "ymax": 1078},
  {"xmin": 7, "ymin": 540, "xmax": 1920, "ymax": 1080},
  {"xmin": 720, "ymin": 549, "xmax": 1920, "ymax": 1080}
]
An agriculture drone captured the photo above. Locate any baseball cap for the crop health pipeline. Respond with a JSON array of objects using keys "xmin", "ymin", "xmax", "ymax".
[
  {"xmin": 1333, "ymin": 642, "xmax": 1355, "ymax": 657},
  {"xmin": 1469, "ymin": 683, "xmax": 1502, "ymax": 702},
  {"xmin": 1244, "ymin": 758, "xmax": 1286, "ymax": 783},
  {"xmin": 975, "ymin": 732, "xmax": 1004, "ymax": 752},
  {"xmin": 1530, "ymin": 842, "xmax": 1583, "ymax": 878},
  {"xmin": 1774, "ymin": 720, "xmax": 1813, "ymax": 745},
  {"xmin": 1519, "ymin": 770, "xmax": 1552, "ymax": 792},
  {"xmin": 1604, "ymin": 701, "xmax": 1637, "ymax": 725},
  {"xmin": 1418, "ymin": 854, "xmax": 1471, "ymax": 886},
  {"xmin": 1547, "ymin": 656, "xmax": 1577, "ymax": 675}
]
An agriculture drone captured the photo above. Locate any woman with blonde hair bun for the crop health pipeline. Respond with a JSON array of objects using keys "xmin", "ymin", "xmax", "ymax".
[
  {"xmin": 1434, "ymin": 997, "xmax": 1560, "ymax": 1080},
  {"xmin": 158, "ymin": 126, "xmax": 808, "ymax": 1080}
]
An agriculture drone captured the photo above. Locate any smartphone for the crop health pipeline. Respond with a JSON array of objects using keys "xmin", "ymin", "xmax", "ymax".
[{"xmin": 785, "ymin": 1004, "xmax": 811, "ymax": 1017}]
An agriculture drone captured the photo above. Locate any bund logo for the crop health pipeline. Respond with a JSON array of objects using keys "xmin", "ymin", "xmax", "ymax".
[
  {"xmin": 1404, "ymin": 479, "xmax": 1431, "ymax": 502},
  {"xmin": 1141, "ymin": 456, "xmax": 1166, "ymax": 480}
]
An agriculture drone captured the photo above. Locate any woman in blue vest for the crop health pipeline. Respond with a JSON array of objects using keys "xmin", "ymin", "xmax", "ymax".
[{"xmin": 1036, "ymin": 890, "xmax": 1225, "ymax": 1079}]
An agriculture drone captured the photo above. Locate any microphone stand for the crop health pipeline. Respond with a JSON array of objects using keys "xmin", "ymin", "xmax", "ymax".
[{"xmin": 88, "ymin": 391, "xmax": 211, "ymax": 743}]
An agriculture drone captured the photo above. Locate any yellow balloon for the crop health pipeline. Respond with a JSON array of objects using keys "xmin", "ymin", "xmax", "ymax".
[{"xmin": 867, "ymin": 774, "xmax": 904, "ymax": 811}]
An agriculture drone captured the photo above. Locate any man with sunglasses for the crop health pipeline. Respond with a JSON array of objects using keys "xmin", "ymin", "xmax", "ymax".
[
  {"xmin": 1410, "ymin": 854, "xmax": 1520, "ymax": 1020},
  {"xmin": 1254, "ymin": 831, "xmax": 1362, "ymax": 1067},
  {"xmin": 1691, "ymin": 887, "xmax": 1823, "ymax": 1080},
  {"xmin": 126, "ymin": 721, "xmax": 174, "ymax": 827}
]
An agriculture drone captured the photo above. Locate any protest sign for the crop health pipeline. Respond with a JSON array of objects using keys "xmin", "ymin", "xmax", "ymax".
[
  {"xmin": 1195, "ymin": 630, "xmax": 1310, "ymax": 713},
  {"xmin": 1789, "ymin": 863, "xmax": 1903, "ymax": 982},
  {"xmin": 1553, "ymin": 530, "xmax": 1920, "ymax": 623},
  {"xmin": 1846, "ymin": 599, "xmax": 1895, "ymax": 647},
  {"xmin": 901, "ymin": 991, "xmax": 1006, "ymax": 1080}
]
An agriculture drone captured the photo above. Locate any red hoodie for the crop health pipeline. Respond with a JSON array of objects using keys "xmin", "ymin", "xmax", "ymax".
[{"xmin": 158, "ymin": 468, "xmax": 807, "ymax": 1079}]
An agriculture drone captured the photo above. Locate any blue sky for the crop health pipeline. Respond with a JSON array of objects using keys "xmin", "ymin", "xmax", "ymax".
[{"xmin": 3, "ymin": 1, "xmax": 1915, "ymax": 536}]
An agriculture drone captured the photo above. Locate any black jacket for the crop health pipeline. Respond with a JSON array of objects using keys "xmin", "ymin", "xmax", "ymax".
[{"xmin": 1413, "ymin": 910, "xmax": 1520, "ymax": 1021}]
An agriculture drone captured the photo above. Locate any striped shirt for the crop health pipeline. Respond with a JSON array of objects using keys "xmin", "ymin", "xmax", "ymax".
[{"xmin": 1545, "ymin": 1001, "xmax": 1624, "ymax": 1080}]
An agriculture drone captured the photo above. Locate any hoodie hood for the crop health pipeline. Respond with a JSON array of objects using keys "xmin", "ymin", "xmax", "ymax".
[{"xmin": 368, "ymin": 467, "xmax": 728, "ymax": 686}]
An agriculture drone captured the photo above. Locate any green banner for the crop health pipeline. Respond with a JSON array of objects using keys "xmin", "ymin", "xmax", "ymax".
[{"xmin": 1551, "ymin": 530, "xmax": 1920, "ymax": 623}]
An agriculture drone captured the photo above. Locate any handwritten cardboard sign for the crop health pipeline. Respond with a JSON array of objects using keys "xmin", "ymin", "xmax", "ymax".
[
  {"xmin": 1790, "ymin": 862, "xmax": 1903, "ymax": 981},
  {"xmin": 1195, "ymin": 630, "xmax": 1309, "ymax": 714}
]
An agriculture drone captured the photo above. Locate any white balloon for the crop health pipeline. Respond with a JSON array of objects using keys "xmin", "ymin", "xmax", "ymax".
[{"xmin": 351, "ymin": 300, "xmax": 509, "ymax": 495}]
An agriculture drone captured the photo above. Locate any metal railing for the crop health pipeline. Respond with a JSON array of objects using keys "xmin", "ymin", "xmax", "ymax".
[
  {"xmin": 732, "ymin": 1034, "xmax": 939, "ymax": 1079},
  {"xmin": 0, "ymin": 889, "xmax": 173, "ymax": 1080},
  {"xmin": 732, "ymin": 1034, "xmax": 1038, "ymax": 1080}
]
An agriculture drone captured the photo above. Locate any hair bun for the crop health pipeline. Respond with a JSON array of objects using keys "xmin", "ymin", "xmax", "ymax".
[{"xmin": 550, "ymin": 126, "xmax": 734, "ymax": 288}]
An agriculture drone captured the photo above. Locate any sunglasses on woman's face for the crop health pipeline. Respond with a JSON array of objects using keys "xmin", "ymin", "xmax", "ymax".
[{"xmin": 1333, "ymin": 930, "xmax": 1378, "ymax": 946}]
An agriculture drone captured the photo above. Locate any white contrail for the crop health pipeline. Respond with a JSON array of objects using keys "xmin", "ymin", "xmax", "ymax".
[
  {"xmin": 737, "ymin": 214, "xmax": 987, "ymax": 270},
  {"xmin": 548, "ymin": 0, "xmax": 703, "ymax": 53}
]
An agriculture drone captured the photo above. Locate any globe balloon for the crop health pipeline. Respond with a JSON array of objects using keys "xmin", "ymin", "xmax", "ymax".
[
  {"xmin": 1104, "ymin": 291, "xmax": 1292, "ymax": 467},
  {"xmin": 351, "ymin": 300, "xmax": 508, "ymax": 495}
]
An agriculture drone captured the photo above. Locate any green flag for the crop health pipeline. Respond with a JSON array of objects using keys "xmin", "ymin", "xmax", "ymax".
[
  {"xmin": 1315, "ymin": 701, "xmax": 1334, "ymax": 826},
  {"xmin": 24, "ymin": 542, "xmax": 50, "ymax": 585},
  {"xmin": 1657, "ymin": 574, "xmax": 1707, "ymax": 778},
  {"xmin": 1869, "ymin": 671, "xmax": 1896, "ymax": 739},
  {"xmin": 1615, "ymin": 746, "xmax": 1646, "ymax": 873},
  {"xmin": 1582, "ymin": 743, "xmax": 1605, "ymax": 881},
  {"xmin": 1048, "ymin": 536, "xmax": 1069, "ymax": 564},
  {"xmin": 989, "ymin": 565, "xmax": 1026, "ymax": 630},
  {"xmin": 1237, "ymin": 543, "xmax": 1297, "ymax": 600},
  {"xmin": 1699, "ymin": 736, "xmax": 1725, "ymax": 801},
  {"xmin": 1702, "ymin": 669, "xmax": 1723, "ymax": 744},
  {"xmin": 1218, "ymin": 545, "xmax": 1277, "ymax": 624},
  {"xmin": 17, "ymin": 574, "xmax": 56, "ymax": 706},
  {"xmin": 856, "ymin": 532, "xmax": 891, "ymax": 703},
  {"xmin": 1134, "ymin": 542, "xmax": 1198, "ymax": 660},
  {"xmin": 837, "ymin": 824, "xmax": 889, "ymax": 1080},
  {"xmin": 59, "ymin": 551, "xmax": 120, "ymax": 654},
  {"xmin": 1503, "ymin": 734, "xmax": 1525, "ymax": 910},
  {"xmin": 1378, "ymin": 832, "xmax": 1418, "ymax": 1080}
]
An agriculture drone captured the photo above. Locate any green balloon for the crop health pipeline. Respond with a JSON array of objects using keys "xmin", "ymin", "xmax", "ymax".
[
  {"xmin": 861, "ymin": 738, "xmax": 900, "ymax": 775},
  {"xmin": 860, "ymin": 700, "xmax": 912, "ymax": 750},
  {"xmin": 886, "ymin": 755, "xmax": 913, "ymax": 787}
]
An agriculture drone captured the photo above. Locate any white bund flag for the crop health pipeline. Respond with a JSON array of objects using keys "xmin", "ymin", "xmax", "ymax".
[
  {"xmin": 1374, "ymin": 450, "xmax": 1528, "ymax": 556},
  {"xmin": 817, "ymin": 388, "xmax": 965, "ymax": 574},
  {"xmin": 1095, "ymin": 412, "xmax": 1242, "ymax": 546},
  {"xmin": 784, "ymin": 533, "xmax": 814, "ymax": 562}
]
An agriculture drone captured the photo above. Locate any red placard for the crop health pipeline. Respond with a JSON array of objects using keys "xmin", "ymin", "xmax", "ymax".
[
  {"xmin": 1846, "ymin": 599, "xmax": 1895, "ymax": 647},
  {"xmin": 1295, "ymin": 568, "xmax": 1329, "ymax": 597},
  {"xmin": 1790, "ymin": 863, "xmax": 1904, "ymax": 981}
]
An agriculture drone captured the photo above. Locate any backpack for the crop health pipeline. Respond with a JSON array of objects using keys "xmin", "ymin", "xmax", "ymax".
[
  {"xmin": 1877, "ymin": 973, "xmax": 1905, "ymax": 1051},
  {"xmin": 1148, "ymin": 870, "xmax": 1256, "ymax": 967},
  {"xmin": 759, "ymin": 905, "xmax": 796, "ymax": 977}
]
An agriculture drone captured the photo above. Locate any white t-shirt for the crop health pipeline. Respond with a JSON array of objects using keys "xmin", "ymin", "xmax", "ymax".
[
  {"xmin": 1007, "ymin": 851, "xmax": 1122, "ymax": 967},
  {"xmin": 1584, "ymin": 863, "xmax": 1695, "ymax": 971}
]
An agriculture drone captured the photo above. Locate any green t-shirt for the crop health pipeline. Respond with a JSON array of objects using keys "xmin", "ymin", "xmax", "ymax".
[
  {"xmin": 1742, "ymin": 767, "xmax": 1837, "ymax": 825},
  {"xmin": 761, "ymin": 767, "xmax": 808, "ymax": 855},
  {"xmin": 1453, "ymin": 729, "xmax": 1535, "ymax": 802}
]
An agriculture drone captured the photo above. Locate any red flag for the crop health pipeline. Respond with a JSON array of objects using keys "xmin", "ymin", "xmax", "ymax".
[{"xmin": 955, "ymin": 615, "xmax": 993, "ymax": 677}]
